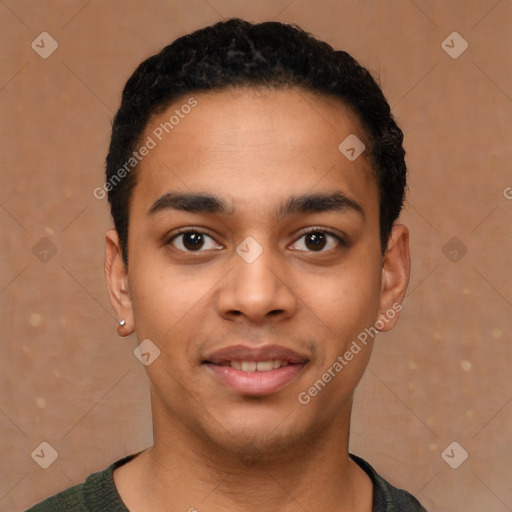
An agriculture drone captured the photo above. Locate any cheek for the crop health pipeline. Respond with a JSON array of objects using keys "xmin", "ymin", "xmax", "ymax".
[
  {"xmin": 298, "ymin": 272, "xmax": 380, "ymax": 415},
  {"xmin": 319, "ymin": 262, "xmax": 382, "ymax": 395},
  {"xmin": 299, "ymin": 259, "xmax": 381, "ymax": 340},
  {"xmin": 128, "ymin": 254, "xmax": 217, "ymax": 343},
  {"xmin": 129, "ymin": 269, "xmax": 210, "ymax": 397}
]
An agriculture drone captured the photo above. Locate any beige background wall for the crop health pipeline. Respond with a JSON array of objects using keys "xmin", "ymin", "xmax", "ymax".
[{"xmin": 1, "ymin": 1, "xmax": 511, "ymax": 511}]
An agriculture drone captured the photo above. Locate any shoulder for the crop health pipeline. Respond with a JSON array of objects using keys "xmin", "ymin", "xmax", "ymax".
[
  {"xmin": 26, "ymin": 480, "xmax": 88, "ymax": 511},
  {"xmin": 350, "ymin": 453, "xmax": 428, "ymax": 512},
  {"xmin": 26, "ymin": 453, "xmax": 140, "ymax": 512}
]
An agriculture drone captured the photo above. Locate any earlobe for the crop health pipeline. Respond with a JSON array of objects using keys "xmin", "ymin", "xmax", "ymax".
[
  {"xmin": 377, "ymin": 224, "xmax": 410, "ymax": 333},
  {"xmin": 104, "ymin": 229, "xmax": 135, "ymax": 337}
]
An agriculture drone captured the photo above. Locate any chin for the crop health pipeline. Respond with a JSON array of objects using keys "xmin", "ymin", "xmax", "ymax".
[{"xmin": 200, "ymin": 408, "xmax": 312, "ymax": 461}]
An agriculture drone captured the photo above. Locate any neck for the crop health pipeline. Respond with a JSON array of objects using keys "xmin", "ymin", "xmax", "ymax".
[{"xmin": 114, "ymin": 397, "xmax": 373, "ymax": 512}]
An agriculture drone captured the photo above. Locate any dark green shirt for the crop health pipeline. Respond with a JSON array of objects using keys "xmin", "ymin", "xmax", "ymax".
[{"xmin": 27, "ymin": 452, "xmax": 427, "ymax": 511}]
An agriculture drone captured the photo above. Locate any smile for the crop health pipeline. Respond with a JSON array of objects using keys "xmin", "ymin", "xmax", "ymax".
[
  {"xmin": 203, "ymin": 344, "xmax": 309, "ymax": 396},
  {"xmin": 218, "ymin": 360, "xmax": 290, "ymax": 372}
]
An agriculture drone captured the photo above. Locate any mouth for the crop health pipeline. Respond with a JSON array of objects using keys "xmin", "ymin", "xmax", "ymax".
[
  {"xmin": 213, "ymin": 359, "xmax": 293, "ymax": 371},
  {"xmin": 203, "ymin": 344, "xmax": 309, "ymax": 396}
]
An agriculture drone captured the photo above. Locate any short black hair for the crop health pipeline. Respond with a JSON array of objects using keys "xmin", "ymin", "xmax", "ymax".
[{"xmin": 105, "ymin": 18, "xmax": 406, "ymax": 264}]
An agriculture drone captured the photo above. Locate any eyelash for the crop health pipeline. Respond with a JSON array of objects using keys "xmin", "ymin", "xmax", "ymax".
[
  {"xmin": 293, "ymin": 227, "xmax": 347, "ymax": 252},
  {"xmin": 166, "ymin": 227, "xmax": 346, "ymax": 254}
]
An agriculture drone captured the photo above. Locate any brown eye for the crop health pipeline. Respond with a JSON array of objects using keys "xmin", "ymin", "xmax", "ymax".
[
  {"xmin": 304, "ymin": 232, "xmax": 327, "ymax": 251},
  {"xmin": 182, "ymin": 232, "xmax": 204, "ymax": 251},
  {"xmin": 169, "ymin": 231, "xmax": 222, "ymax": 252},
  {"xmin": 290, "ymin": 229, "xmax": 342, "ymax": 253}
]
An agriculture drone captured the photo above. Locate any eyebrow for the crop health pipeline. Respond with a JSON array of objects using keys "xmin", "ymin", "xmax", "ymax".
[
  {"xmin": 148, "ymin": 192, "xmax": 232, "ymax": 216},
  {"xmin": 148, "ymin": 190, "xmax": 365, "ymax": 220},
  {"xmin": 277, "ymin": 191, "xmax": 365, "ymax": 221}
]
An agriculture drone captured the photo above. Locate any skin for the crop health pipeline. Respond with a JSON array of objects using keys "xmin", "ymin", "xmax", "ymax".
[{"xmin": 104, "ymin": 86, "xmax": 410, "ymax": 512}]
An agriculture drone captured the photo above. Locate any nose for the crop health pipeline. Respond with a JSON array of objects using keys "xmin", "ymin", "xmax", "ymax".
[{"xmin": 216, "ymin": 239, "xmax": 298, "ymax": 324}]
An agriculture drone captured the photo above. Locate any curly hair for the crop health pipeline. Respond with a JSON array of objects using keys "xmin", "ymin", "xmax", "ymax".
[{"xmin": 105, "ymin": 18, "xmax": 406, "ymax": 264}]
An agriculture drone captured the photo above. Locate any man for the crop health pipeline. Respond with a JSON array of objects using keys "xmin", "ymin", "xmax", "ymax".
[{"xmin": 28, "ymin": 18, "xmax": 426, "ymax": 511}]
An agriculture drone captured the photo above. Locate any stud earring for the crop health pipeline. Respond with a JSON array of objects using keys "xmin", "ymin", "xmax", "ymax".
[{"xmin": 119, "ymin": 320, "xmax": 126, "ymax": 327}]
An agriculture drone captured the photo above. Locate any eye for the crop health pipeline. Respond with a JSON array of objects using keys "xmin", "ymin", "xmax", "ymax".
[
  {"xmin": 290, "ymin": 229, "xmax": 344, "ymax": 253},
  {"xmin": 168, "ymin": 230, "xmax": 223, "ymax": 252}
]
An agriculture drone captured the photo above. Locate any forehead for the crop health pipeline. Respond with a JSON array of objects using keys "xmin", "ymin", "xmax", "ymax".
[{"xmin": 130, "ymin": 87, "xmax": 377, "ymax": 220}]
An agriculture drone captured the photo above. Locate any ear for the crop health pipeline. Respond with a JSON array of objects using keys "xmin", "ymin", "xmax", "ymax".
[
  {"xmin": 104, "ymin": 229, "xmax": 134, "ymax": 337},
  {"xmin": 377, "ymin": 223, "xmax": 410, "ymax": 332}
]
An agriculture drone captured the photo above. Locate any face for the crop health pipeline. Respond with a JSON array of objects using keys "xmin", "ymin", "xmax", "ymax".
[{"xmin": 105, "ymin": 87, "xmax": 410, "ymax": 457}]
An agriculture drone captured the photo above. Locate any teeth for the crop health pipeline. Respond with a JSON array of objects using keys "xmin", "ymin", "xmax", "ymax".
[
  {"xmin": 241, "ymin": 361, "xmax": 257, "ymax": 372},
  {"xmin": 256, "ymin": 361, "xmax": 274, "ymax": 371},
  {"xmin": 229, "ymin": 360, "xmax": 288, "ymax": 372}
]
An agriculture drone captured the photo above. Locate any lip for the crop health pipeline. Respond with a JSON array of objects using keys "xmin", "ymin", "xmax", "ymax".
[
  {"xmin": 204, "ymin": 344, "xmax": 308, "ymax": 364},
  {"xmin": 203, "ymin": 344, "xmax": 309, "ymax": 396}
]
